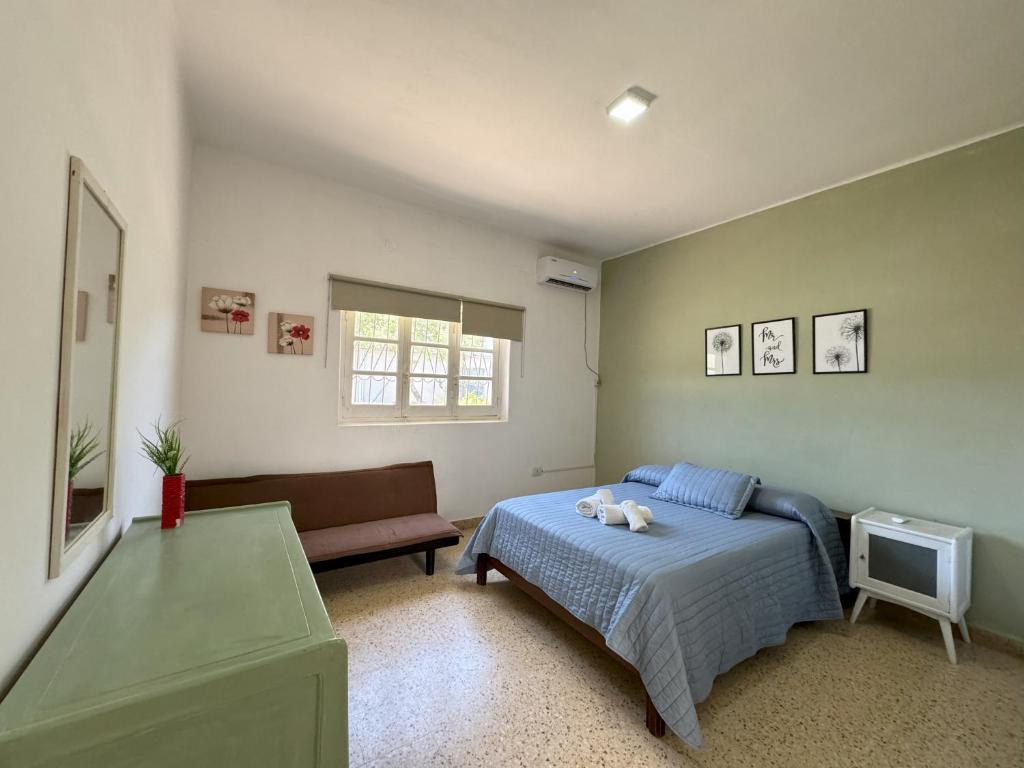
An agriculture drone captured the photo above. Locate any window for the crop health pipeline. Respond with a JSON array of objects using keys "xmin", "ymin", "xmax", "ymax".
[{"xmin": 340, "ymin": 311, "xmax": 507, "ymax": 423}]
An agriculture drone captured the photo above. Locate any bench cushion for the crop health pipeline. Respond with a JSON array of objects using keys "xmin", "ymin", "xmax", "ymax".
[{"xmin": 299, "ymin": 512, "xmax": 461, "ymax": 563}]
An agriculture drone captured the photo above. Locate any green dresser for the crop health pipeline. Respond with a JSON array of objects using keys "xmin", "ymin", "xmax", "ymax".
[{"xmin": 0, "ymin": 503, "xmax": 347, "ymax": 767}]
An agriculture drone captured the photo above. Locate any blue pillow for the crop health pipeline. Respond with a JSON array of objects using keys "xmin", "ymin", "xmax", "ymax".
[
  {"xmin": 622, "ymin": 464, "xmax": 673, "ymax": 487},
  {"xmin": 651, "ymin": 462, "xmax": 760, "ymax": 518}
]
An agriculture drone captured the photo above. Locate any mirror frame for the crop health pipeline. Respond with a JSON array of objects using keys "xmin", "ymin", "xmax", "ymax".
[{"xmin": 49, "ymin": 156, "xmax": 126, "ymax": 579}]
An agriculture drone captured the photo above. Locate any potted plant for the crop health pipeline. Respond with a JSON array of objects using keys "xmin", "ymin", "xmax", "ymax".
[
  {"xmin": 139, "ymin": 419, "xmax": 190, "ymax": 529},
  {"xmin": 67, "ymin": 421, "xmax": 104, "ymax": 539}
]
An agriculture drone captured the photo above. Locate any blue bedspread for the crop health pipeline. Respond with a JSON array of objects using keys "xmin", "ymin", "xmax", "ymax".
[{"xmin": 454, "ymin": 476, "xmax": 846, "ymax": 748}]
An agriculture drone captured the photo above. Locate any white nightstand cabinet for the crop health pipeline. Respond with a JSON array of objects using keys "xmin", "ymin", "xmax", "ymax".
[{"xmin": 849, "ymin": 507, "xmax": 973, "ymax": 664}]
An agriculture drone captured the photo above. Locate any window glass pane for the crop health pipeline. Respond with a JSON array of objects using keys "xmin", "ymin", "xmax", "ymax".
[
  {"xmin": 460, "ymin": 350, "xmax": 493, "ymax": 378},
  {"xmin": 411, "ymin": 317, "xmax": 449, "ymax": 345},
  {"xmin": 460, "ymin": 334, "xmax": 494, "ymax": 350},
  {"xmin": 353, "ymin": 341, "xmax": 398, "ymax": 372},
  {"xmin": 354, "ymin": 311, "xmax": 399, "ymax": 340},
  {"xmin": 408, "ymin": 377, "xmax": 447, "ymax": 406},
  {"xmin": 458, "ymin": 379, "xmax": 492, "ymax": 406},
  {"xmin": 352, "ymin": 375, "xmax": 397, "ymax": 405},
  {"xmin": 410, "ymin": 345, "xmax": 448, "ymax": 375}
]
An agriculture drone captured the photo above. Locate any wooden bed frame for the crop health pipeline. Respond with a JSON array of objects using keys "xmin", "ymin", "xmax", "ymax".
[{"xmin": 475, "ymin": 552, "xmax": 667, "ymax": 737}]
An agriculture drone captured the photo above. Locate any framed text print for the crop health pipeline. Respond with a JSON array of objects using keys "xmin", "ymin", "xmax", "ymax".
[
  {"xmin": 705, "ymin": 324, "xmax": 741, "ymax": 376},
  {"xmin": 813, "ymin": 309, "xmax": 867, "ymax": 374},
  {"xmin": 752, "ymin": 317, "xmax": 795, "ymax": 374}
]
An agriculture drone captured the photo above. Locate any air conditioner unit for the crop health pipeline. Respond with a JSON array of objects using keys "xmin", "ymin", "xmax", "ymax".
[{"xmin": 536, "ymin": 256, "xmax": 598, "ymax": 292}]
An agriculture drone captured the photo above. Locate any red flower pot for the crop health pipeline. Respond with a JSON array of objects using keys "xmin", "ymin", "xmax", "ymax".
[{"xmin": 161, "ymin": 474, "xmax": 185, "ymax": 529}]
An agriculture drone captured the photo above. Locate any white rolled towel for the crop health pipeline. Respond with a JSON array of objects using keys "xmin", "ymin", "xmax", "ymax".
[
  {"xmin": 632, "ymin": 502, "xmax": 654, "ymax": 523},
  {"xmin": 576, "ymin": 488, "xmax": 614, "ymax": 518},
  {"xmin": 622, "ymin": 500, "xmax": 650, "ymax": 532},
  {"xmin": 598, "ymin": 500, "xmax": 654, "ymax": 528},
  {"xmin": 597, "ymin": 503, "xmax": 627, "ymax": 526}
]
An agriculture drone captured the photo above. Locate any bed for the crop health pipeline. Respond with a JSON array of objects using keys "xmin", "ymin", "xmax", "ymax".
[{"xmin": 454, "ymin": 465, "xmax": 847, "ymax": 749}]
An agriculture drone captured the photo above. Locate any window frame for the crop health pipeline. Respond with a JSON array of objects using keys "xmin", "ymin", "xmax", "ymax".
[
  {"xmin": 405, "ymin": 317, "xmax": 455, "ymax": 420},
  {"xmin": 339, "ymin": 311, "xmax": 506, "ymax": 424},
  {"xmin": 453, "ymin": 333, "xmax": 501, "ymax": 419},
  {"xmin": 343, "ymin": 311, "xmax": 402, "ymax": 421}
]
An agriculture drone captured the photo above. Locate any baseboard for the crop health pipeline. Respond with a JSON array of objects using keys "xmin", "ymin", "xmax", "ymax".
[
  {"xmin": 450, "ymin": 516, "xmax": 483, "ymax": 531},
  {"xmin": 971, "ymin": 625, "xmax": 1024, "ymax": 658},
  {"xmin": 846, "ymin": 599, "xmax": 1023, "ymax": 658}
]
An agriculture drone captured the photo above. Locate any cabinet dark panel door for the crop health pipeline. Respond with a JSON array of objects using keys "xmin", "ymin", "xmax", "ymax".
[{"xmin": 868, "ymin": 534, "xmax": 937, "ymax": 597}]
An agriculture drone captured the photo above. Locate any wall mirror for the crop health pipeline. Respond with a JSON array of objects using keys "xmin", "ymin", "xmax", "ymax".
[{"xmin": 49, "ymin": 157, "xmax": 125, "ymax": 578}]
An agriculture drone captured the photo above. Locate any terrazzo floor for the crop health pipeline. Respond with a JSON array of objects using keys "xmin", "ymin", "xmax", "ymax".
[{"xmin": 316, "ymin": 531, "xmax": 1024, "ymax": 768}]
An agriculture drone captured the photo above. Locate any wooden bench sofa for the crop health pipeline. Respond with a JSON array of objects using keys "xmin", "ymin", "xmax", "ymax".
[{"xmin": 185, "ymin": 461, "xmax": 462, "ymax": 575}]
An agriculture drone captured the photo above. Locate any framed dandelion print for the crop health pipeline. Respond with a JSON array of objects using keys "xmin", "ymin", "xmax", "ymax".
[
  {"xmin": 201, "ymin": 287, "xmax": 255, "ymax": 335},
  {"xmin": 705, "ymin": 324, "xmax": 741, "ymax": 376},
  {"xmin": 813, "ymin": 309, "xmax": 867, "ymax": 374},
  {"xmin": 268, "ymin": 312, "xmax": 314, "ymax": 356},
  {"xmin": 752, "ymin": 317, "xmax": 795, "ymax": 374}
]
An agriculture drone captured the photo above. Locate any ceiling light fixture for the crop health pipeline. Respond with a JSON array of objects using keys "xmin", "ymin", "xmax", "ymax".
[{"xmin": 607, "ymin": 86, "xmax": 657, "ymax": 124}]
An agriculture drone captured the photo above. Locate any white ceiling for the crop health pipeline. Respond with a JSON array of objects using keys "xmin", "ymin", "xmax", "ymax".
[{"xmin": 176, "ymin": 0, "xmax": 1024, "ymax": 258}]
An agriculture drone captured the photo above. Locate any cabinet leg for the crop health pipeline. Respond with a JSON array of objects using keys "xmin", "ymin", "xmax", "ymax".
[
  {"xmin": 957, "ymin": 619, "xmax": 971, "ymax": 644},
  {"xmin": 867, "ymin": 597, "xmax": 877, "ymax": 610},
  {"xmin": 939, "ymin": 618, "xmax": 957, "ymax": 664},
  {"xmin": 850, "ymin": 590, "xmax": 869, "ymax": 625}
]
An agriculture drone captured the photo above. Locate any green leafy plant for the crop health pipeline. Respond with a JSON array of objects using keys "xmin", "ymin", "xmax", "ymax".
[
  {"xmin": 138, "ymin": 418, "xmax": 190, "ymax": 476},
  {"xmin": 68, "ymin": 421, "xmax": 104, "ymax": 480}
]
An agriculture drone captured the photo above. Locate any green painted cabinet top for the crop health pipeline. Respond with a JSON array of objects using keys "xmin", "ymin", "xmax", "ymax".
[{"xmin": 0, "ymin": 503, "xmax": 347, "ymax": 767}]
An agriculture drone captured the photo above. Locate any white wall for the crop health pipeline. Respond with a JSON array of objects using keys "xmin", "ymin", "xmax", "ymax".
[
  {"xmin": 0, "ymin": 2, "xmax": 190, "ymax": 691},
  {"xmin": 181, "ymin": 144, "xmax": 599, "ymax": 521}
]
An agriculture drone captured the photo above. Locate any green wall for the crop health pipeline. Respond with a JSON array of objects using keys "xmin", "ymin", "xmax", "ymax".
[{"xmin": 596, "ymin": 128, "xmax": 1024, "ymax": 642}]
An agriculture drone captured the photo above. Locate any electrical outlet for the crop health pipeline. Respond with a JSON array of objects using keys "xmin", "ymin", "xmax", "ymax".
[{"xmin": 530, "ymin": 466, "xmax": 544, "ymax": 477}]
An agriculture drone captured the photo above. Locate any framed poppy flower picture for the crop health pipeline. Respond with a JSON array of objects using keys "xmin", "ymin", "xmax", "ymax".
[
  {"xmin": 268, "ymin": 312, "xmax": 314, "ymax": 356},
  {"xmin": 201, "ymin": 287, "xmax": 255, "ymax": 335}
]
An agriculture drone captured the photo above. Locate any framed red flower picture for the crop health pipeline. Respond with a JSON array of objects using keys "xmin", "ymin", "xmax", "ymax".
[
  {"xmin": 201, "ymin": 286, "xmax": 255, "ymax": 335},
  {"xmin": 268, "ymin": 312, "xmax": 314, "ymax": 356}
]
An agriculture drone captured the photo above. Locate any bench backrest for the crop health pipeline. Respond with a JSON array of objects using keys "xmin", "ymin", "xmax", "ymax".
[{"xmin": 185, "ymin": 461, "xmax": 437, "ymax": 532}]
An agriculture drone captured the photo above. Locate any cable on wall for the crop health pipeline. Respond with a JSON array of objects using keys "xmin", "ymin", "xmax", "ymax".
[
  {"xmin": 520, "ymin": 318, "xmax": 526, "ymax": 379},
  {"xmin": 324, "ymin": 276, "xmax": 332, "ymax": 369},
  {"xmin": 583, "ymin": 292, "xmax": 600, "ymax": 382},
  {"xmin": 531, "ymin": 464, "xmax": 595, "ymax": 477}
]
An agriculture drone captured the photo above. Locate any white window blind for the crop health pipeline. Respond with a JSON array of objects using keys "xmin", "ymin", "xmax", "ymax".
[{"xmin": 328, "ymin": 275, "xmax": 524, "ymax": 341}]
